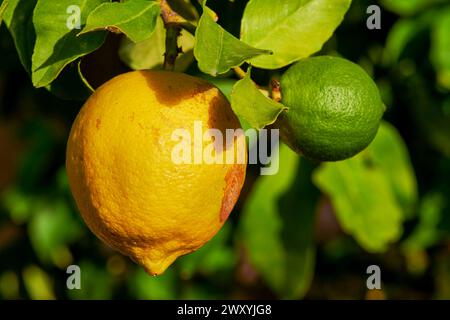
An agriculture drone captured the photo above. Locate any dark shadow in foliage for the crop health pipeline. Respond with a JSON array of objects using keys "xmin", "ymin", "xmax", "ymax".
[
  {"xmin": 33, "ymin": 29, "xmax": 106, "ymax": 72},
  {"xmin": 9, "ymin": 0, "xmax": 37, "ymax": 74},
  {"xmin": 277, "ymin": 157, "xmax": 320, "ymax": 297},
  {"xmin": 46, "ymin": 62, "xmax": 91, "ymax": 101}
]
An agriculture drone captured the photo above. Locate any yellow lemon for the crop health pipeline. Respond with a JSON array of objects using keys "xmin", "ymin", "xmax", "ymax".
[{"xmin": 66, "ymin": 71, "xmax": 246, "ymax": 275}]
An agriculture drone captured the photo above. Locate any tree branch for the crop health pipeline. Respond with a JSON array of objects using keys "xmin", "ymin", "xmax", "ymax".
[
  {"xmin": 233, "ymin": 67, "xmax": 246, "ymax": 79},
  {"xmin": 159, "ymin": 0, "xmax": 183, "ymax": 71},
  {"xmin": 163, "ymin": 25, "xmax": 182, "ymax": 71},
  {"xmin": 270, "ymin": 79, "xmax": 282, "ymax": 102}
]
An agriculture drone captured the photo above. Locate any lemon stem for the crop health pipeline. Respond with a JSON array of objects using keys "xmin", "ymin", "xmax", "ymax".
[
  {"xmin": 270, "ymin": 79, "xmax": 282, "ymax": 102},
  {"xmin": 159, "ymin": 0, "xmax": 182, "ymax": 71},
  {"xmin": 233, "ymin": 67, "xmax": 246, "ymax": 79},
  {"xmin": 163, "ymin": 26, "xmax": 181, "ymax": 71}
]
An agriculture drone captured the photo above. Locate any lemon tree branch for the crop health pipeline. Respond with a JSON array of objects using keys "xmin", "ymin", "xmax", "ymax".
[
  {"xmin": 233, "ymin": 67, "xmax": 247, "ymax": 79},
  {"xmin": 270, "ymin": 79, "xmax": 281, "ymax": 102},
  {"xmin": 159, "ymin": 0, "xmax": 183, "ymax": 71}
]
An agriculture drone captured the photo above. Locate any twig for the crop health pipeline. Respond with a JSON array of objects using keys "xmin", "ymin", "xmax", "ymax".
[
  {"xmin": 159, "ymin": 0, "xmax": 183, "ymax": 71},
  {"xmin": 163, "ymin": 26, "xmax": 182, "ymax": 71},
  {"xmin": 160, "ymin": 0, "xmax": 196, "ymax": 35},
  {"xmin": 270, "ymin": 79, "xmax": 281, "ymax": 102},
  {"xmin": 233, "ymin": 66, "xmax": 246, "ymax": 79}
]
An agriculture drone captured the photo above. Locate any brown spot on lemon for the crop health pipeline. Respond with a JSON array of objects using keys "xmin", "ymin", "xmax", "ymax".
[{"xmin": 220, "ymin": 164, "xmax": 246, "ymax": 222}]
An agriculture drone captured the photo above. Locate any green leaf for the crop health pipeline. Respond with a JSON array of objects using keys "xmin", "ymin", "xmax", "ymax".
[
  {"xmin": 431, "ymin": 7, "xmax": 450, "ymax": 90},
  {"xmin": 79, "ymin": 0, "xmax": 160, "ymax": 43},
  {"xmin": 31, "ymin": 0, "xmax": 108, "ymax": 88},
  {"xmin": 313, "ymin": 157, "xmax": 402, "ymax": 252},
  {"xmin": 240, "ymin": 0, "xmax": 351, "ymax": 69},
  {"xmin": 119, "ymin": 16, "xmax": 194, "ymax": 71},
  {"xmin": 194, "ymin": 5, "xmax": 271, "ymax": 76},
  {"xmin": 28, "ymin": 200, "xmax": 83, "ymax": 264},
  {"xmin": 2, "ymin": 0, "xmax": 37, "ymax": 73},
  {"xmin": 22, "ymin": 265, "xmax": 55, "ymax": 300},
  {"xmin": 401, "ymin": 193, "xmax": 446, "ymax": 275},
  {"xmin": 402, "ymin": 193, "xmax": 445, "ymax": 252},
  {"xmin": 312, "ymin": 122, "xmax": 414, "ymax": 252},
  {"xmin": 0, "ymin": 0, "xmax": 8, "ymax": 26},
  {"xmin": 231, "ymin": 68, "xmax": 287, "ymax": 129},
  {"xmin": 383, "ymin": 9, "xmax": 438, "ymax": 66},
  {"xmin": 383, "ymin": 19, "xmax": 423, "ymax": 65},
  {"xmin": 202, "ymin": 76, "xmax": 236, "ymax": 101},
  {"xmin": 365, "ymin": 122, "xmax": 418, "ymax": 217},
  {"xmin": 380, "ymin": 0, "xmax": 446, "ymax": 16},
  {"xmin": 238, "ymin": 144, "xmax": 319, "ymax": 298},
  {"xmin": 1, "ymin": 188, "xmax": 33, "ymax": 224}
]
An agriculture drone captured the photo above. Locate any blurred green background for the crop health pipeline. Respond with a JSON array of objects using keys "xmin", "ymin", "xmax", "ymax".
[{"xmin": 0, "ymin": 0, "xmax": 450, "ymax": 299}]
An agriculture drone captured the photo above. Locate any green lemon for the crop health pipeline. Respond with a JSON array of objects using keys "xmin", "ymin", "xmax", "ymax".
[{"xmin": 277, "ymin": 56, "xmax": 385, "ymax": 161}]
